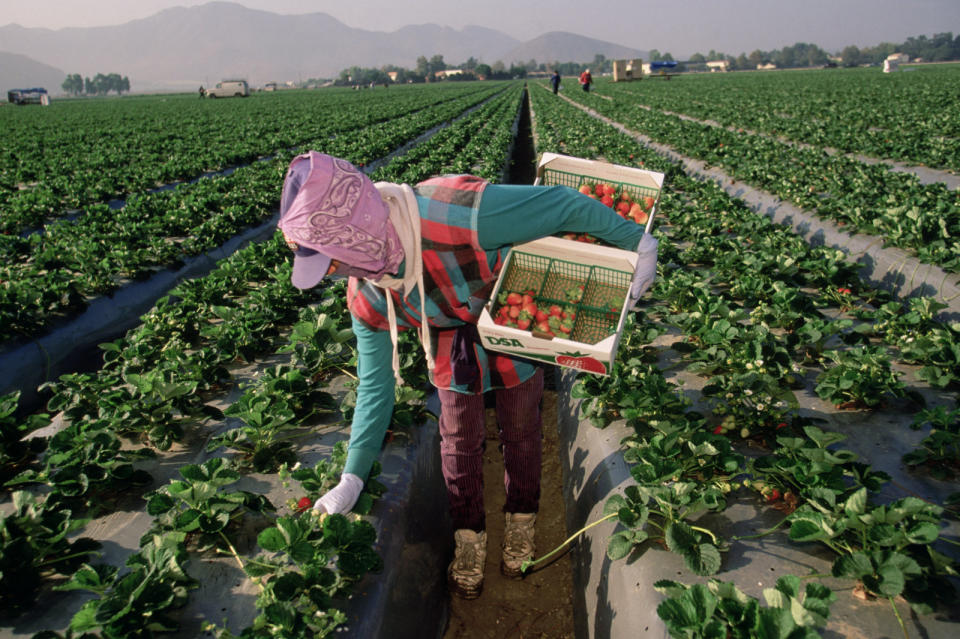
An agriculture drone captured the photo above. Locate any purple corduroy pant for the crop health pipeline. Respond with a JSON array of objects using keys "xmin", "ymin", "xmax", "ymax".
[{"xmin": 436, "ymin": 367, "xmax": 545, "ymax": 532}]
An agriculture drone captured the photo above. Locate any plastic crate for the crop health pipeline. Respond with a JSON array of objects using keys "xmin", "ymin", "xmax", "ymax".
[
  {"xmin": 493, "ymin": 252, "xmax": 630, "ymax": 345},
  {"xmin": 477, "ymin": 236, "xmax": 638, "ymax": 376}
]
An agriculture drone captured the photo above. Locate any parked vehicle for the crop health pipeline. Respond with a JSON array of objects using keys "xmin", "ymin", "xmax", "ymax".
[
  {"xmin": 7, "ymin": 87, "xmax": 49, "ymax": 105},
  {"xmin": 205, "ymin": 79, "xmax": 249, "ymax": 98}
]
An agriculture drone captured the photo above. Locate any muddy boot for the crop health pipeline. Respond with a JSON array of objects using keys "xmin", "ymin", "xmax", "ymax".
[
  {"xmin": 501, "ymin": 512, "xmax": 536, "ymax": 578},
  {"xmin": 448, "ymin": 528, "xmax": 487, "ymax": 599}
]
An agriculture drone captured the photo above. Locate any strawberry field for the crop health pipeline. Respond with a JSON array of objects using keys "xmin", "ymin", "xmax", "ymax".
[{"xmin": 2, "ymin": 66, "xmax": 959, "ymax": 639}]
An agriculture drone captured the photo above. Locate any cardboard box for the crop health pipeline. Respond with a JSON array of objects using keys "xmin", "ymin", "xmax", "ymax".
[
  {"xmin": 476, "ymin": 154, "xmax": 665, "ymax": 375},
  {"xmin": 477, "ymin": 236, "xmax": 637, "ymax": 376},
  {"xmin": 535, "ymin": 152, "xmax": 664, "ymax": 235}
]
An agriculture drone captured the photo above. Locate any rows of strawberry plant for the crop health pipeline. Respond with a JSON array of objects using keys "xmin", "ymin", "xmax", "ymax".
[
  {"xmin": 1, "ymin": 234, "xmax": 386, "ymax": 636},
  {"xmin": 589, "ymin": 65, "xmax": 960, "ymax": 172},
  {"xmin": 1, "ymin": 81, "xmax": 525, "ymax": 634},
  {"xmin": 0, "ymin": 84, "xmax": 514, "ymax": 346},
  {"xmin": 370, "ymin": 83, "xmax": 523, "ymax": 183},
  {"xmin": 0, "ymin": 83, "xmax": 505, "ymax": 234},
  {"xmin": 530, "ymin": 83, "xmax": 959, "ymax": 638},
  {"xmin": 555, "ymin": 80, "xmax": 960, "ymax": 273}
]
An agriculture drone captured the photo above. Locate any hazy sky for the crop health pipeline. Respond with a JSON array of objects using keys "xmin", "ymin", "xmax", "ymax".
[{"xmin": 2, "ymin": 0, "xmax": 958, "ymax": 56}]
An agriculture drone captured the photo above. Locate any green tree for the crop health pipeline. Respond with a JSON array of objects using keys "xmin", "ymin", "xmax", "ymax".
[
  {"xmin": 688, "ymin": 53, "xmax": 705, "ymax": 63},
  {"xmin": 475, "ymin": 63, "xmax": 492, "ymax": 79},
  {"xmin": 841, "ymin": 45, "xmax": 862, "ymax": 67},
  {"xmin": 61, "ymin": 73, "xmax": 83, "ymax": 96}
]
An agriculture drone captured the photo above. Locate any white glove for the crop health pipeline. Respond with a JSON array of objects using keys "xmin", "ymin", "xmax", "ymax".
[
  {"xmin": 629, "ymin": 233, "xmax": 658, "ymax": 307},
  {"xmin": 313, "ymin": 472, "xmax": 364, "ymax": 514}
]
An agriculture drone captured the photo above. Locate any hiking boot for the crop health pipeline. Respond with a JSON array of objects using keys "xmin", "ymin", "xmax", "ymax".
[
  {"xmin": 501, "ymin": 512, "xmax": 536, "ymax": 579},
  {"xmin": 448, "ymin": 528, "xmax": 487, "ymax": 599}
]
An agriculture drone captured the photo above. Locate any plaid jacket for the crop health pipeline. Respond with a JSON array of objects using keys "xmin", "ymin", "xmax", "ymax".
[{"xmin": 347, "ymin": 175, "xmax": 538, "ymax": 393}]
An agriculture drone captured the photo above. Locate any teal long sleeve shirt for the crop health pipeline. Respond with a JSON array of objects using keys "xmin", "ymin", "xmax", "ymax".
[{"xmin": 344, "ymin": 184, "xmax": 646, "ymax": 479}]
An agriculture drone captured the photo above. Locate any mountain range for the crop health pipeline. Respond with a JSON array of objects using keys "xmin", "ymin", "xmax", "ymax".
[{"xmin": 0, "ymin": 1, "xmax": 646, "ymax": 94}]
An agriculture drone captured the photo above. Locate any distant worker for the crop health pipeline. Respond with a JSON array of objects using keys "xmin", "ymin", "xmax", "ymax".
[
  {"xmin": 550, "ymin": 70, "xmax": 561, "ymax": 94},
  {"xmin": 579, "ymin": 68, "xmax": 592, "ymax": 92},
  {"xmin": 198, "ymin": 85, "xmax": 205, "ymax": 99}
]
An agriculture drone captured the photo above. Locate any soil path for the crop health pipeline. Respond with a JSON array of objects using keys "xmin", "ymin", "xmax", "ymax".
[{"xmin": 443, "ymin": 383, "xmax": 576, "ymax": 639}]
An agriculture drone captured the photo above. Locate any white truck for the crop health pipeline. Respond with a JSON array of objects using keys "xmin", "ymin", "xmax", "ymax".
[{"xmin": 205, "ymin": 79, "xmax": 249, "ymax": 98}]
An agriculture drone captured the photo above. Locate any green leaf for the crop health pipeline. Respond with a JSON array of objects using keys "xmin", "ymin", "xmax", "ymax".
[
  {"xmin": 270, "ymin": 572, "xmax": 305, "ymax": 601},
  {"xmin": 665, "ymin": 521, "xmax": 697, "ymax": 553},
  {"xmin": 684, "ymin": 541, "xmax": 722, "ymax": 576},
  {"xmin": 607, "ymin": 531, "xmax": 637, "ymax": 561},
  {"xmin": 258, "ymin": 527, "xmax": 287, "ymax": 553}
]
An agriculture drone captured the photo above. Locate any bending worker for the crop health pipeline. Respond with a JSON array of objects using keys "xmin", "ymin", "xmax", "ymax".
[{"xmin": 277, "ymin": 152, "xmax": 656, "ymax": 599}]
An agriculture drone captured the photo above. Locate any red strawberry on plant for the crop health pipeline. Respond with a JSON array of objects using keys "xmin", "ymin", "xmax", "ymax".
[{"xmin": 296, "ymin": 497, "xmax": 313, "ymax": 513}]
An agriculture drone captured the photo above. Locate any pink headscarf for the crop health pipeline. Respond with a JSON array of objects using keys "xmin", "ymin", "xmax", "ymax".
[{"xmin": 278, "ymin": 152, "xmax": 404, "ymax": 289}]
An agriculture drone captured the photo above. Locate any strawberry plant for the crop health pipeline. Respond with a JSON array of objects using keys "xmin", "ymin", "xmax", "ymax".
[
  {"xmin": 654, "ymin": 575, "xmax": 836, "ymax": 639},
  {"xmin": 6, "ymin": 417, "xmax": 155, "ymax": 502},
  {"xmin": 604, "ymin": 482, "xmax": 726, "ymax": 576},
  {"xmin": 211, "ymin": 365, "xmax": 338, "ymax": 472},
  {"xmin": 814, "ymin": 345, "xmax": 907, "ymax": 408},
  {"xmin": 747, "ymin": 425, "xmax": 890, "ymax": 505},
  {"xmin": 0, "ymin": 391, "xmax": 49, "ymax": 483},
  {"xmin": 143, "ymin": 458, "xmax": 275, "ymax": 551},
  {"xmin": 204, "ymin": 512, "xmax": 382, "ymax": 639},
  {"xmin": 787, "ymin": 487, "xmax": 958, "ymax": 621},
  {"xmin": 902, "ymin": 405, "xmax": 960, "ymax": 479},
  {"xmin": 0, "ymin": 491, "xmax": 101, "ymax": 615},
  {"xmin": 39, "ymin": 532, "xmax": 198, "ymax": 639}
]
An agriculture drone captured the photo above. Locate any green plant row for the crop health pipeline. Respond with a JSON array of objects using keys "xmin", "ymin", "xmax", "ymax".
[
  {"xmin": 558, "ymin": 81, "xmax": 960, "ymax": 273},
  {"xmin": 591, "ymin": 66, "xmax": 960, "ymax": 172},
  {"xmin": 2, "ymin": 83, "xmax": 528, "ymax": 634},
  {"xmin": 530, "ymin": 82, "xmax": 959, "ymax": 638},
  {"xmin": 0, "ymin": 83, "xmax": 509, "ymax": 234},
  {"xmin": 0, "ymin": 84, "xmax": 515, "ymax": 346}
]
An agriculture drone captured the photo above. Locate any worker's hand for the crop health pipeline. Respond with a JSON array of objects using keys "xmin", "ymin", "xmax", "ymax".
[
  {"xmin": 629, "ymin": 234, "xmax": 658, "ymax": 308},
  {"xmin": 313, "ymin": 472, "xmax": 364, "ymax": 515}
]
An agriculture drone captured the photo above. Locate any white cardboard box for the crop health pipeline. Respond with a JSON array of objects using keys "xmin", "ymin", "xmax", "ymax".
[
  {"xmin": 474, "ymin": 154, "xmax": 664, "ymax": 375},
  {"xmin": 535, "ymin": 152, "xmax": 664, "ymax": 234},
  {"xmin": 477, "ymin": 236, "xmax": 638, "ymax": 376}
]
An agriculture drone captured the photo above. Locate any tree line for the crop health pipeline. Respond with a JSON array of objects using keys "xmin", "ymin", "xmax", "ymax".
[
  {"xmin": 318, "ymin": 31, "xmax": 960, "ymax": 87},
  {"xmin": 61, "ymin": 73, "xmax": 131, "ymax": 96},
  {"xmin": 669, "ymin": 31, "xmax": 960, "ymax": 70}
]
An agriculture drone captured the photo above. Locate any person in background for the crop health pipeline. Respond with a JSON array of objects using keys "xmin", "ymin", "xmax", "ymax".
[
  {"xmin": 550, "ymin": 70, "xmax": 561, "ymax": 94},
  {"xmin": 579, "ymin": 68, "xmax": 592, "ymax": 92},
  {"xmin": 278, "ymin": 152, "xmax": 655, "ymax": 599},
  {"xmin": 198, "ymin": 85, "xmax": 205, "ymax": 98}
]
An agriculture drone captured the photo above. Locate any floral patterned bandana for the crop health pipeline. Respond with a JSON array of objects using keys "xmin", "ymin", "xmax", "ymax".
[{"xmin": 278, "ymin": 152, "xmax": 404, "ymax": 289}]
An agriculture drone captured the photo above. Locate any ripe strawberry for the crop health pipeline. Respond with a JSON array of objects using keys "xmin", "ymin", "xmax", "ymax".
[
  {"xmin": 517, "ymin": 317, "xmax": 531, "ymax": 330},
  {"xmin": 601, "ymin": 194, "xmax": 615, "ymax": 208},
  {"xmin": 508, "ymin": 305, "xmax": 521, "ymax": 319},
  {"xmin": 549, "ymin": 304, "xmax": 562, "ymax": 317},
  {"xmin": 579, "ymin": 184, "xmax": 593, "ymax": 195},
  {"xmin": 643, "ymin": 195, "xmax": 655, "ymax": 211},
  {"xmin": 616, "ymin": 200, "xmax": 631, "ymax": 215},
  {"xmin": 506, "ymin": 292, "xmax": 523, "ymax": 305},
  {"xmin": 296, "ymin": 497, "xmax": 313, "ymax": 512}
]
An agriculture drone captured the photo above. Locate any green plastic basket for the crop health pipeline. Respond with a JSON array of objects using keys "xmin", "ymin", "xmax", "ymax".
[
  {"xmin": 494, "ymin": 251, "xmax": 631, "ymax": 345},
  {"xmin": 541, "ymin": 167, "xmax": 659, "ymax": 201}
]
